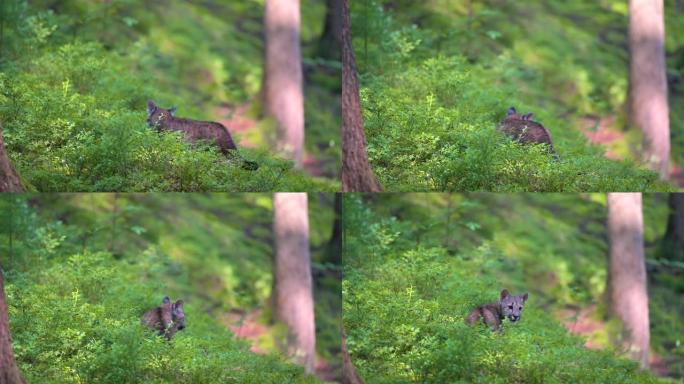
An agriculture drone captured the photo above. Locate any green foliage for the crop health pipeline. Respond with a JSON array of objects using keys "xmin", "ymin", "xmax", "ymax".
[
  {"xmin": 351, "ymin": 0, "xmax": 680, "ymax": 191},
  {"xmin": 0, "ymin": 193, "xmax": 340, "ymax": 382},
  {"xmin": 0, "ymin": 42, "xmax": 334, "ymax": 191},
  {"xmin": 5, "ymin": 252, "xmax": 318, "ymax": 384},
  {"xmin": 343, "ymin": 194, "xmax": 675, "ymax": 383},
  {"xmin": 0, "ymin": 0, "xmax": 340, "ymax": 191},
  {"xmin": 650, "ymin": 283, "xmax": 684, "ymax": 378}
]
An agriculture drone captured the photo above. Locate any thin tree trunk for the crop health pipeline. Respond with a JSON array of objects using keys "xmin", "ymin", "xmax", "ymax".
[
  {"xmin": 108, "ymin": 193, "xmax": 118, "ymax": 255},
  {"xmin": 661, "ymin": 193, "xmax": 684, "ymax": 260},
  {"xmin": 317, "ymin": 0, "xmax": 343, "ymax": 60},
  {"xmin": 326, "ymin": 193, "xmax": 342, "ymax": 265},
  {"xmin": 0, "ymin": 270, "xmax": 26, "ymax": 384},
  {"xmin": 264, "ymin": 0, "xmax": 305, "ymax": 168},
  {"xmin": 0, "ymin": 125, "xmax": 23, "ymax": 192},
  {"xmin": 342, "ymin": 328, "xmax": 364, "ymax": 384},
  {"xmin": 273, "ymin": 193, "xmax": 315, "ymax": 373},
  {"xmin": 341, "ymin": 0, "xmax": 382, "ymax": 192},
  {"xmin": 607, "ymin": 193, "xmax": 650, "ymax": 369},
  {"xmin": 629, "ymin": 0, "xmax": 670, "ymax": 179},
  {"xmin": 444, "ymin": 196, "xmax": 453, "ymax": 248}
]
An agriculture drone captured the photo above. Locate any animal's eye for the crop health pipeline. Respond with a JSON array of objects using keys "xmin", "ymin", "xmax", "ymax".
[
  {"xmin": 519, "ymin": 307, "xmax": 522, "ymax": 310},
  {"xmin": 508, "ymin": 305, "xmax": 513, "ymax": 309}
]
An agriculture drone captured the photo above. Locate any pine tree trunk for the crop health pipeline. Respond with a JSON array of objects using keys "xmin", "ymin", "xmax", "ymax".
[
  {"xmin": 341, "ymin": 0, "xmax": 382, "ymax": 192},
  {"xmin": 607, "ymin": 193, "xmax": 650, "ymax": 369},
  {"xmin": 264, "ymin": 0, "xmax": 304, "ymax": 168},
  {"xmin": 273, "ymin": 193, "xmax": 316, "ymax": 373},
  {"xmin": 629, "ymin": 0, "xmax": 670, "ymax": 179},
  {"xmin": 0, "ymin": 125, "xmax": 22, "ymax": 192},
  {"xmin": 661, "ymin": 193, "xmax": 684, "ymax": 260},
  {"xmin": 0, "ymin": 271, "xmax": 26, "ymax": 384}
]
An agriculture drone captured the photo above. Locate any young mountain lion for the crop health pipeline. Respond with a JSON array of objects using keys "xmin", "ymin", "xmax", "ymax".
[
  {"xmin": 497, "ymin": 107, "xmax": 559, "ymax": 160},
  {"xmin": 465, "ymin": 289, "xmax": 528, "ymax": 331},
  {"xmin": 147, "ymin": 100, "xmax": 258, "ymax": 170},
  {"xmin": 141, "ymin": 296, "xmax": 186, "ymax": 340}
]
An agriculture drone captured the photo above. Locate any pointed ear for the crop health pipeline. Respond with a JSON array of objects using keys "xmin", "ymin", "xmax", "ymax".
[
  {"xmin": 500, "ymin": 289, "xmax": 510, "ymax": 300},
  {"xmin": 523, "ymin": 113, "xmax": 534, "ymax": 120},
  {"xmin": 507, "ymin": 107, "xmax": 516, "ymax": 116},
  {"xmin": 175, "ymin": 299, "xmax": 184, "ymax": 308},
  {"xmin": 169, "ymin": 107, "xmax": 177, "ymax": 116},
  {"xmin": 522, "ymin": 293, "xmax": 528, "ymax": 302},
  {"xmin": 147, "ymin": 100, "xmax": 157, "ymax": 115},
  {"xmin": 162, "ymin": 296, "xmax": 170, "ymax": 305}
]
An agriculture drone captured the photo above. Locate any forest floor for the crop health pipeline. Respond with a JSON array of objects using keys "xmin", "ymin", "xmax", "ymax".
[
  {"xmin": 215, "ymin": 104, "xmax": 331, "ymax": 178},
  {"xmin": 223, "ymin": 308, "xmax": 339, "ymax": 382},
  {"xmin": 578, "ymin": 115, "xmax": 684, "ymax": 187},
  {"xmin": 558, "ymin": 305, "xmax": 672, "ymax": 377}
]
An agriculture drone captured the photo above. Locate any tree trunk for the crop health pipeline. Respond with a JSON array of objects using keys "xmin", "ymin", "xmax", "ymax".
[
  {"xmin": 342, "ymin": 328, "xmax": 364, "ymax": 384},
  {"xmin": 661, "ymin": 193, "xmax": 684, "ymax": 261},
  {"xmin": 607, "ymin": 193, "xmax": 650, "ymax": 369},
  {"xmin": 317, "ymin": 0, "xmax": 343, "ymax": 60},
  {"xmin": 341, "ymin": 0, "xmax": 382, "ymax": 192},
  {"xmin": 108, "ymin": 193, "xmax": 119, "ymax": 255},
  {"xmin": 0, "ymin": 125, "xmax": 22, "ymax": 192},
  {"xmin": 629, "ymin": 0, "xmax": 670, "ymax": 179},
  {"xmin": 264, "ymin": 0, "xmax": 304, "ymax": 168},
  {"xmin": 273, "ymin": 193, "xmax": 315, "ymax": 373},
  {"xmin": 0, "ymin": 270, "xmax": 26, "ymax": 384},
  {"xmin": 326, "ymin": 193, "xmax": 342, "ymax": 265}
]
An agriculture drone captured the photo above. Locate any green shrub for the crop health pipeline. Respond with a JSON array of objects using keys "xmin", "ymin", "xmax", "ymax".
[
  {"xmin": 6, "ymin": 252, "xmax": 319, "ymax": 384},
  {"xmin": 0, "ymin": 42, "xmax": 335, "ymax": 191},
  {"xmin": 0, "ymin": 0, "xmax": 340, "ymax": 191},
  {"xmin": 351, "ymin": 0, "xmax": 678, "ymax": 192},
  {"xmin": 343, "ymin": 195, "xmax": 666, "ymax": 383},
  {"xmin": 0, "ymin": 193, "xmax": 339, "ymax": 383},
  {"xmin": 359, "ymin": 51, "xmax": 667, "ymax": 192}
]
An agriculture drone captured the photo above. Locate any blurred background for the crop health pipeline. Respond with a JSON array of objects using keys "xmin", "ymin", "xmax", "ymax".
[{"xmin": 0, "ymin": 193, "xmax": 341, "ymax": 383}]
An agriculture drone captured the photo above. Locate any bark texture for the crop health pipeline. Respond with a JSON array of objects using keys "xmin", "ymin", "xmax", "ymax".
[
  {"xmin": 342, "ymin": 328, "xmax": 364, "ymax": 384},
  {"xmin": 661, "ymin": 193, "xmax": 684, "ymax": 260},
  {"xmin": 0, "ymin": 125, "xmax": 22, "ymax": 192},
  {"xmin": 607, "ymin": 193, "xmax": 650, "ymax": 369},
  {"xmin": 264, "ymin": 0, "xmax": 305, "ymax": 168},
  {"xmin": 341, "ymin": 0, "xmax": 382, "ymax": 192},
  {"xmin": 0, "ymin": 271, "xmax": 26, "ymax": 384},
  {"xmin": 273, "ymin": 193, "xmax": 315, "ymax": 373},
  {"xmin": 629, "ymin": 0, "xmax": 670, "ymax": 179}
]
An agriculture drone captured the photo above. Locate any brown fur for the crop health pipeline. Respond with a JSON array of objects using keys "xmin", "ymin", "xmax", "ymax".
[
  {"xmin": 465, "ymin": 303, "xmax": 504, "ymax": 330},
  {"xmin": 465, "ymin": 289, "xmax": 528, "ymax": 331},
  {"xmin": 0, "ymin": 124, "xmax": 23, "ymax": 192},
  {"xmin": 147, "ymin": 101, "xmax": 237, "ymax": 154},
  {"xmin": 497, "ymin": 107, "xmax": 559, "ymax": 160},
  {"xmin": 147, "ymin": 101, "xmax": 258, "ymax": 170},
  {"xmin": 141, "ymin": 296, "xmax": 186, "ymax": 340}
]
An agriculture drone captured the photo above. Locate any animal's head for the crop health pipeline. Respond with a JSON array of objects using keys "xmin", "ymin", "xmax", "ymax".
[
  {"xmin": 161, "ymin": 296, "xmax": 186, "ymax": 336},
  {"xmin": 171, "ymin": 298, "xmax": 186, "ymax": 331},
  {"xmin": 147, "ymin": 100, "xmax": 177, "ymax": 130},
  {"xmin": 499, "ymin": 289, "xmax": 528, "ymax": 323},
  {"xmin": 505, "ymin": 106, "xmax": 534, "ymax": 122}
]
